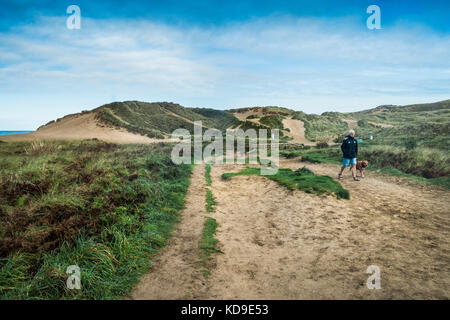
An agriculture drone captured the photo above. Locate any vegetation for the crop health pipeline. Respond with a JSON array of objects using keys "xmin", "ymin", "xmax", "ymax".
[
  {"xmin": 205, "ymin": 190, "xmax": 216, "ymax": 213},
  {"xmin": 291, "ymin": 111, "xmax": 348, "ymax": 142},
  {"xmin": 296, "ymin": 144, "xmax": 450, "ymax": 189},
  {"xmin": 0, "ymin": 140, "xmax": 192, "ymax": 299},
  {"xmin": 198, "ymin": 217, "xmax": 220, "ymax": 275},
  {"xmin": 222, "ymin": 167, "xmax": 350, "ymax": 199},
  {"xmin": 259, "ymin": 115, "xmax": 285, "ymax": 130},
  {"xmin": 347, "ymin": 100, "xmax": 450, "ymax": 150},
  {"xmin": 95, "ymin": 101, "xmax": 239, "ymax": 138},
  {"xmin": 205, "ymin": 164, "xmax": 212, "ymax": 186}
]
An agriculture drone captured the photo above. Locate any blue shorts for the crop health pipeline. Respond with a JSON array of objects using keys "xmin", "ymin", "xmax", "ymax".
[{"xmin": 342, "ymin": 158, "xmax": 357, "ymax": 166}]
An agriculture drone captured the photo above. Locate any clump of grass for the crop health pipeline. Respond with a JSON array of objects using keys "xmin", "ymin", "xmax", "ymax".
[
  {"xmin": 205, "ymin": 164, "xmax": 212, "ymax": 186},
  {"xmin": 205, "ymin": 189, "xmax": 216, "ymax": 213},
  {"xmin": 280, "ymin": 150, "xmax": 302, "ymax": 159},
  {"xmin": 0, "ymin": 140, "xmax": 192, "ymax": 299},
  {"xmin": 222, "ymin": 166, "xmax": 350, "ymax": 199},
  {"xmin": 198, "ymin": 217, "xmax": 221, "ymax": 273}
]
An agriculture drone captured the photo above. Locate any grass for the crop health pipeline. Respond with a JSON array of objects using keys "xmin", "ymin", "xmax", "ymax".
[
  {"xmin": 293, "ymin": 145, "xmax": 450, "ymax": 189},
  {"xmin": 292, "ymin": 111, "xmax": 348, "ymax": 142},
  {"xmin": 0, "ymin": 140, "xmax": 192, "ymax": 299},
  {"xmin": 95, "ymin": 101, "xmax": 238, "ymax": 138},
  {"xmin": 205, "ymin": 164, "xmax": 212, "ymax": 186},
  {"xmin": 222, "ymin": 167, "xmax": 350, "ymax": 199},
  {"xmin": 198, "ymin": 217, "xmax": 221, "ymax": 274},
  {"xmin": 205, "ymin": 190, "xmax": 216, "ymax": 213}
]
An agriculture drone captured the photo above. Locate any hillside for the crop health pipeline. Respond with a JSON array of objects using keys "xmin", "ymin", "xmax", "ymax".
[
  {"xmin": 339, "ymin": 99, "xmax": 450, "ymax": 149},
  {"xmin": 1, "ymin": 100, "xmax": 449, "ymax": 149},
  {"xmin": 95, "ymin": 101, "xmax": 239, "ymax": 139}
]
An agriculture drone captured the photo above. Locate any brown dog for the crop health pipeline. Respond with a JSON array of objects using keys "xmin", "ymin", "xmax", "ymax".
[{"xmin": 349, "ymin": 160, "xmax": 368, "ymax": 177}]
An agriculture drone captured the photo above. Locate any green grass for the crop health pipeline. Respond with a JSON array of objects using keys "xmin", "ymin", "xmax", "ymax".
[
  {"xmin": 95, "ymin": 101, "xmax": 239, "ymax": 138},
  {"xmin": 198, "ymin": 217, "xmax": 221, "ymax": 274},
  {"xmin": 0, "ymin": 140, "xmax": 192, "ymax": 299},
  {"xmin": 259, "ymin": 114, "xmax": 285, "ymax": 129},
  {"xmin": 293, "ymin": 145, "xmax": 450, "ymax": 189},
  {"xmin": 292, "ymin": 111, "xmax": 348, "ymax": 142},
  {"xmin": 205, "ymin": 189, "xmax": 216, "ymax": 213},
  {"xmin": 346, "ymin": 100, "xmax": 450, "ymax": 150},
  {"xmin": 205, "ymin": 164, "xmax": 212, "ymax": 186},
  {"xmin": 222, "ymin": 167, "xmax": 350, "ymax": 199}
]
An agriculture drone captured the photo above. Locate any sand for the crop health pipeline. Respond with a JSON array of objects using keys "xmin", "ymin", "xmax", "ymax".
[
  {"xmin": 132, "ymin": 159, "xmax": 450, "ymax": 299},
  {"xmin": 0, "ymin": 112, "xmax": 172, "ymax": 144},
  {"xmin": 131, "ymin": 165, "xmax": 209, "ymax": 299}
]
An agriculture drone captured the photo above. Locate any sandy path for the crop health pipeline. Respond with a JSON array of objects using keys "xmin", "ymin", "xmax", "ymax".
[
  {"xmin": 195, "ymin": 160, "xmax": 449, "ymax": 299},
  {"xmin": 131, "ymin": 165, "xmax": 208, "ymax": 299}
]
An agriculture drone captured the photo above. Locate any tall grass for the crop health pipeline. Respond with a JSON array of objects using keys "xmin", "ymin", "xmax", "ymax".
[{"xmin": 0, "ymin": 140, "xmax": 192, "ymax": 299}]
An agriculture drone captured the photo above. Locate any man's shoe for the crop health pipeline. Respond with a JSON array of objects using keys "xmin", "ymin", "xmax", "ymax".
[{"xmin": 353, "ymin": 176, "xmax": 360, "ymax": 181}]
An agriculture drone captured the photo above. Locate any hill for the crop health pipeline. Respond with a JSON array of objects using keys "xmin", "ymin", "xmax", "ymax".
[
  {"xmin": 1, "ymin": 99, "xmax": 448, "ymax": 150},
  {"xmin": 339, "ymin": 99, "xmax": 450, "ymax": 149}
]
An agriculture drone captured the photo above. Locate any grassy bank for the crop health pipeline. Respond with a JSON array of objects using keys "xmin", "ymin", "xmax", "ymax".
[
  {"xmin": 222, "ymin": 167, "xmax": 350, "ymax": 199},
  {"xmin": 0, "ymin": 140, "xmax": 192, "ymax": 299}
]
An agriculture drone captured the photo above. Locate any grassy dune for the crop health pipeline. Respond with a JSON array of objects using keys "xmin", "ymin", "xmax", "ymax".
[{"xmin": 0, "ymin": 140, "xmax": 192, "ymax": 299}]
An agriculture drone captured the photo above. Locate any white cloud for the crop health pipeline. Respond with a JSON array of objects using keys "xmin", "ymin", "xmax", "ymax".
[{"xmin": 0, "ymin": 15, "xmax": 449, "ymax": 129}]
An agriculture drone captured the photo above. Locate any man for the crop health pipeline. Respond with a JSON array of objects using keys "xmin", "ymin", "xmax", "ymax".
[{"xmin": 338, "ymin": 129, "xmax": 359, "ymax": 181}]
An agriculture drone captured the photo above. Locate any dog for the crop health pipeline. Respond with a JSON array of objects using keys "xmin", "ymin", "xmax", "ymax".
[{"xmin": 349, "ymin": 160, "xmax": 368, "ymax": 177}]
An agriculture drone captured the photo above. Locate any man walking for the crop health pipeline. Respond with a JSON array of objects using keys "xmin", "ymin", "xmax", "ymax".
[{"xmin": 338, "ymin": 129, "xmax": 359, "ymax": 181}]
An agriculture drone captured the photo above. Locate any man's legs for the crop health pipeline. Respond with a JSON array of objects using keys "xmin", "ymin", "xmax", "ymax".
[
  {"xmin": 338, "ymin": 158, "xmax": 349, "ymax": 179},
  {"xmin": 351, "ymin": 164, "xmax": 357, "ymax": 178}
]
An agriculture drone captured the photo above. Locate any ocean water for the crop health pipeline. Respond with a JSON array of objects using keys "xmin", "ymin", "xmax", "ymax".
[{"xmin": 0, "ymin": 131, "xmax": 32, "ymax": 136}]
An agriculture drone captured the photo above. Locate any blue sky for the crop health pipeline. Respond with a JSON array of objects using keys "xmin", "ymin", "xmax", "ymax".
[{"xmin": 1, "ymin": 0, "xmax": 449, "ymax": 129}]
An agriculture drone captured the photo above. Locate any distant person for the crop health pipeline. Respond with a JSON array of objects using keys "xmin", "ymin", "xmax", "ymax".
[{"xmin": 338, "ymin": 129, "xmax": 359, "ymax": 181}]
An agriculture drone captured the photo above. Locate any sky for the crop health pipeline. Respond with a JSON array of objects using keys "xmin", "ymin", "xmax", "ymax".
[{"xmin": 1, "ymin": 0, "xmax": 449, "ymax": 129}]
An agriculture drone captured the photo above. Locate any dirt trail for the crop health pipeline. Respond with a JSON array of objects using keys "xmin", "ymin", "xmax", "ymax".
[
  {"xmin": 132, "ymin": 159, "xmax": 450, "ymax": 299},
  {"xmin": 131, "ymin": 165, "xmax": 208, "ymax": 299},
  {"xmin": 198, "ymin": 160, "xmax": 450, "ymax": 299}
]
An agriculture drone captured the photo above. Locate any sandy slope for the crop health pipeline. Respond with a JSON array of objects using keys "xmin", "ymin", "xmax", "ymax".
[
  {"xmin": 232, "ymin": 109, "xmax": 315, "ymax": 145},
  {"xmin": 282, "ymin": 118, "xmax": 315, "ymax": 145},
  {"xmin": 131, "ymin": 165, "xmax": 208, "ymax": 299},
  {"xmin": 0, "ymin": 112, "xmax": 170, "ymax": 144},
  {"xmin": 132, "ymin": 159, "xmax": 449, "ymax": 299}
]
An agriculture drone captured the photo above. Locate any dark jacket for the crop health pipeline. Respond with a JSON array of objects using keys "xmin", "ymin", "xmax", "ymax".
[{"xmin": 341, "ymin": 135, "xmax": 358, "ymax": 158}]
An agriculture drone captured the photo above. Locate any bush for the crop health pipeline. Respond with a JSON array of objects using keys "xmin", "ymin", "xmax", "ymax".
[{"xmin": 316, "ymin": 141, "xmax": 329, "ymax": 149}]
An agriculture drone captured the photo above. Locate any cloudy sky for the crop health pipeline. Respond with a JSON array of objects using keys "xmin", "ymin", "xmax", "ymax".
[{"xmin": 1, "ymin": 0, "xmax": 449, "ymax": 129}]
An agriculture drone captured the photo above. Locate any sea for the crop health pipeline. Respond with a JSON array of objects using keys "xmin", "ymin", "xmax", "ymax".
[{"xmin": 0, "ymin": 131, "xmax": 32, "ymax": 135}]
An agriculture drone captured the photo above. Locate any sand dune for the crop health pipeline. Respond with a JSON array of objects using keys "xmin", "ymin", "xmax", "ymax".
[{"xmin": 0, "ymin": 111, "xmax": 170, "ymax": 144}]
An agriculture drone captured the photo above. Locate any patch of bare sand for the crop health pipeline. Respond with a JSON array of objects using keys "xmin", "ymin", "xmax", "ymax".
[
  {"xmin": 342, "ymin": 119, "xmax": 358, "ymax": 129},
  {"xmin": 0, "ymin": 112, "xmax": 173, "ymax": 144},
  {"xmin": 196, "ymin": 160, "xmax": 449, "ymax": 299},
  {"xmin": 131, "ymin": 165, "xmax": 208, "ymax": 299},
  {"xmin": 282, "ymin": 118, "xmax": 315, "ymax": 145}
]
